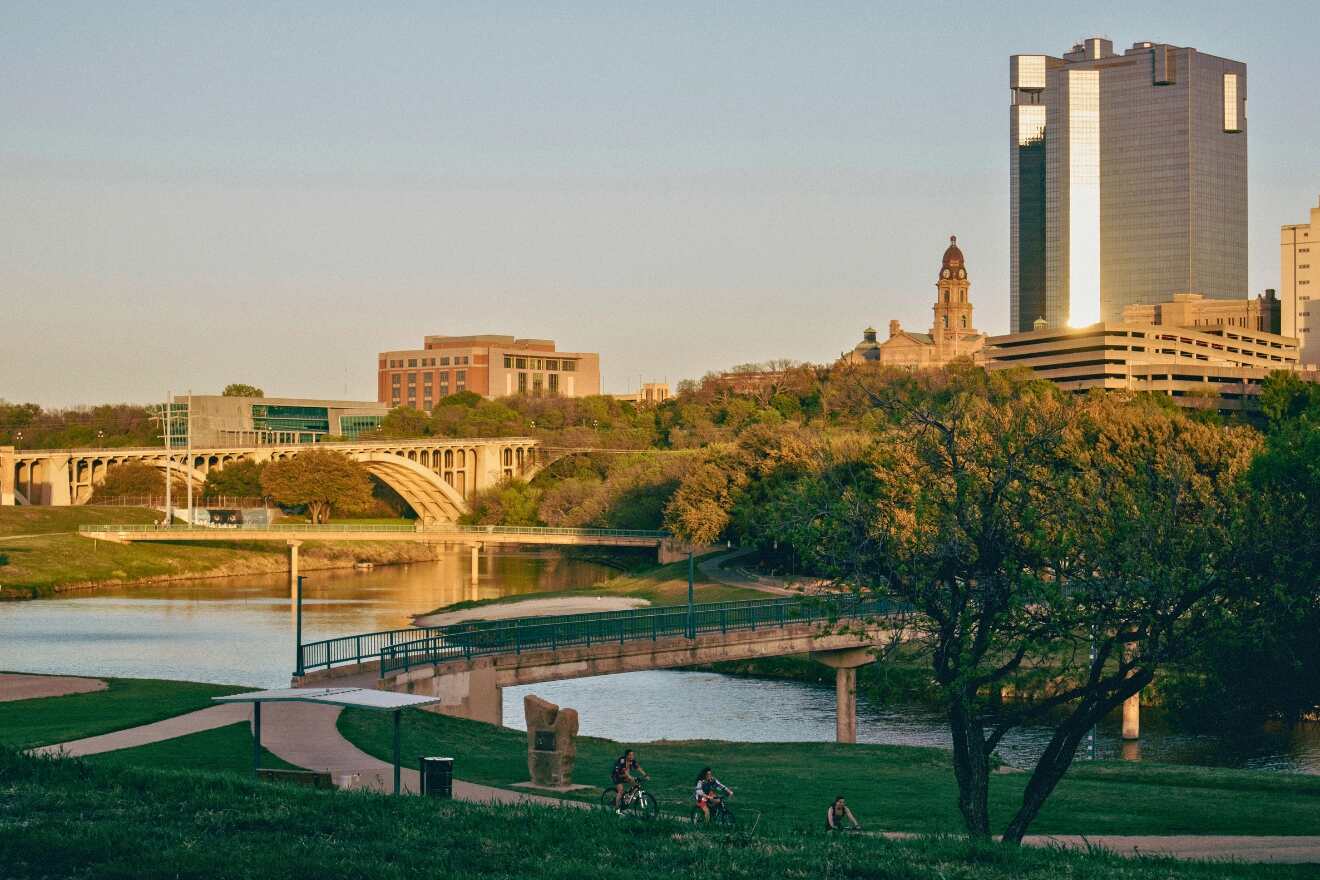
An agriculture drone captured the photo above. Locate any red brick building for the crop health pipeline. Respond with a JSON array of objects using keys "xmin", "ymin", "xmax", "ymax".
[{"xmin": 377, "ymin": 334, "xmax": 601, "ymax": 409}]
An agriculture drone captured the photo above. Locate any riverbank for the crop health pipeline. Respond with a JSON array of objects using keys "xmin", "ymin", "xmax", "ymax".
[{"xmin": 0, "ymin": 507, "xmax": 476, "ymax": 599}]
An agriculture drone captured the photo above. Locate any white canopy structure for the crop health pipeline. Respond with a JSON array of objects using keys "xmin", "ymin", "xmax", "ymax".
[{"xmin": 214, "ymin": 687, "xmax": 441, "ymax": 794}]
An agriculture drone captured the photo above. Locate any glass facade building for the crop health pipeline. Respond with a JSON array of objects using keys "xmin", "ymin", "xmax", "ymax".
[{"xmin": 1010, "ymin": 39, "xmax": 1247, "ymax": 331}]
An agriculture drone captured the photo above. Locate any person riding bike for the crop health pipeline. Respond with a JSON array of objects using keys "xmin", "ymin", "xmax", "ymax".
[
  {"xmin": 825, "ymin": 795, "xmax": 861, "ymax": 832},
  {"xmin": 611, "ymin": 749, "xmax": 649, "ymax": 812},
  {"xmin": 693, "ymin": 767, "xmax": 733, "ymax": 822}
]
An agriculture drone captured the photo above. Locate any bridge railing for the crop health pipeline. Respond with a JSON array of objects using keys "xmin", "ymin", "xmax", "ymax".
[
  {"xmin": 78, "ymin": 523, "xmax": 670, "ymax": 540},
  {"xmin": 376, "ymin": 594, "xmax": 899, "ymax": 677}
]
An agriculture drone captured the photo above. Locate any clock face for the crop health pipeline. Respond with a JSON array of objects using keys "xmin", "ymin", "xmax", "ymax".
[
  {"xmin": 957, "ymin": 268, "xmax": 966, "ymax": 279},
  {"xmin": 941, "ymin": 268, "xmax": 951, "ymax": 279}
]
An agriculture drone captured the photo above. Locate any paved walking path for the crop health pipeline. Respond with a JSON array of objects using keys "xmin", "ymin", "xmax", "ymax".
[
  {"xmin": 0, "ymin": 673, "xmax": 107, "ymax": 702},
  {"xmin": 31, "ymin": 704, "xmax": 250, "ymax": 757},
  {"xmin": 30, "ymin": 699, "xmax": 571, "ymax": 808},
  {"xmin": 1023, "ymin": 834, "xmax": 1320, "ymax": 864},
  {"xmin": 699, "ymin": 549, "xmax": 834, "ymax": 596}
]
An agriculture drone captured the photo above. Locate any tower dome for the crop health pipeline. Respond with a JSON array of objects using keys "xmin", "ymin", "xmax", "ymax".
[{"xmin": 941, "ymin": 235, "xmax": 966, "ymax": 276}]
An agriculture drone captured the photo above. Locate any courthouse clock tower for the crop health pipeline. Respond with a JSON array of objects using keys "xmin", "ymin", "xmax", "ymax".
[{"xmin": 933, "ymin": 235, "xmax": 975, "ymax": 358}]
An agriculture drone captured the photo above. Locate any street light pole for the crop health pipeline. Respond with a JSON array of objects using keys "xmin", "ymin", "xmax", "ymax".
[
  {"xmin": 686, "ymin": 549, "xmax": 695, "ymax": 639},
  {"xmin": 186, "ymin": 389, "xmax": 193, "ymax": 526},
  {"xmin": 294, "ymin": 575, "xmax": 305, "ymax": 676},
  {"xmin": 163, "ymin": 391, "xmax": 173, "ymax": 525}
]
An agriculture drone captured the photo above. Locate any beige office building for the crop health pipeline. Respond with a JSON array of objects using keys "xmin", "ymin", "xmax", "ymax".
[
  {"xmin": 984, "ymin": 294, "xmax": 1308, "ymax": 413},
  {"xmin": 1282, "ymin": 197, "xmax": 1320, "ymax": 368}
]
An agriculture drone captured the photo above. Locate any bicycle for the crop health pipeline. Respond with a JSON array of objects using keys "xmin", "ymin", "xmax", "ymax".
[
  {"xmin": 600, "ymin": 778, "xmax": 659, "ymax": 820},
  {"xmin": 689, "ymin": 793, "xmax": 735, "ymax": 827}
]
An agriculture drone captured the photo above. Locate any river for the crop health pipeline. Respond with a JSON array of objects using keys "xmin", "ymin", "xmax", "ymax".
[{"xmin": 2, "ymin": 552, "xmax": 1316, "ymax": 774}]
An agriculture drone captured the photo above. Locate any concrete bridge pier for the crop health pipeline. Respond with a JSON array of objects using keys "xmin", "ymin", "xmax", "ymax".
[
  {"xmin": 810, "ymin": 647, "xmax": 876, "ymax": 744},
  {"xmin": 1122, "ymin": 691, "xmax": 1140, "ymax": 740},
  {"xmin": 1, "ymin": 446, "xmax": 14, "ymax": 506},
  {"xmin": 470, "ymin": 544, "xmax": 481, "ymax": 581},
  {"xmin": 288, "ymin": 541, "xmax": 302, "ymax": 651}
]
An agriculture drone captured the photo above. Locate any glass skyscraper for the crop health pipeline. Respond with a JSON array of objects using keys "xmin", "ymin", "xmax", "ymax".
[{"xmin": 1009, "ymin": 38, "xmax": 1247, "ymax": 331}]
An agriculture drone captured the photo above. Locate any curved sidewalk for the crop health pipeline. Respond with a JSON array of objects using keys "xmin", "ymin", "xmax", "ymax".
[{"xmin": 31, "ymin": 700, "xmax": 571, "ymax": 808}]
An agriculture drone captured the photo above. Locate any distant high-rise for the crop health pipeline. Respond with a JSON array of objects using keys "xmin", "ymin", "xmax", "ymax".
[
  {"xmin": 1281, "ymin": 197, "xmax": 1319, "ymax": 368},
  {"xmin": 1009, "ymin": 38, "xmax": 1247, "ymax": 331}
]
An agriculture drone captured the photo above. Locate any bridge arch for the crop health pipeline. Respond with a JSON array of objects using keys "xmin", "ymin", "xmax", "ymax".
[{"xmin": 350, "ymin": 451, "xmax": 470, "ymax": 524}]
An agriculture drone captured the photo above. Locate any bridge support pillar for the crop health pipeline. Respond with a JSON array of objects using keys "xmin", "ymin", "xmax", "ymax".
[
  {"xmin": 1121, "ymin": 691, "xmax": 1140, "ymax": 740},
  {"xmin": 1, "ymin": 446, "xmax": 14, "ymax": 506},
  {"xmin": 810, "ymin": 647, "xmax": 875, "ymax": 744},
  {"xmin": 288, "ymin": 540, "xmax": 302, "ymax": 653},
  {"xmin": 471, "ymin": 544, "xmax": 480, "ymax": 582}
]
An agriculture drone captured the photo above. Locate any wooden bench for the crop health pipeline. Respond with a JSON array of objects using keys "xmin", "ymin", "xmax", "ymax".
[{"xmin": 257, "ymin": 769, "xmax": 335, "ymax": 789}]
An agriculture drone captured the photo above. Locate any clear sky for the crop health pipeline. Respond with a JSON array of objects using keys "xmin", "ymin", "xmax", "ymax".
[{"xmin": 3, "ymin": 2, "xmax": 1317, "ymax": 407}]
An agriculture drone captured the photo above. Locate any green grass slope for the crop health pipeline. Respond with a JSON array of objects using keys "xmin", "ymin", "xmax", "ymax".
[
  {"xmin": 0, "ymin": 750, "xmax": 1308, "ymax": 880},
  {"xmin": 339, "ymin": 708, "xmax": 1320, "ymax": 838}
]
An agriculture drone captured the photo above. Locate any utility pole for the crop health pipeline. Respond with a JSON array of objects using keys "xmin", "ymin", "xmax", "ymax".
[
  {"xmin": 163, "ymin": 391, "xmax": 173, "ymax": 525},
  {"xmin": 186, "ymin": 389, "xmax": 194, "ymax": 526}
]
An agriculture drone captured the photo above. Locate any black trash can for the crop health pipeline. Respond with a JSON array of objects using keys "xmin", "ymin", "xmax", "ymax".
[{"xmin": 420, "ymin": 756, "xmax": 454, "ymax": 798}]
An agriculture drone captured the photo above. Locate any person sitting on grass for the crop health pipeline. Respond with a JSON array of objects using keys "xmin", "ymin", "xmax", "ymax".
[
  {"xmin": 611, "ymin": 749, "xmax": 649, "ymax": 813},
  {"xmin": 693, "ymin": 767, "xmax": 733, "ymax": 822},
  {"xmin": 825, "ymin": 795, "xmax": 861, "ymax": 832}
]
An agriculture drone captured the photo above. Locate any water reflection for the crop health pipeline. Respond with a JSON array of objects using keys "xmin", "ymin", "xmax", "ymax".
[{"xmin": 0, "ymin": 549, "xmax": 616, "ymax": 688}]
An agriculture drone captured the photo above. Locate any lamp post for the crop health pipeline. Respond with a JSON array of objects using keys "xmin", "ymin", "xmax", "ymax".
[
  {"xmin": 686, "ymin": 548, "xmax": 695, "ymax": 639},
  {"xmin": 294, "ymin": 575, "xmax": 305, "ymax": 676}
]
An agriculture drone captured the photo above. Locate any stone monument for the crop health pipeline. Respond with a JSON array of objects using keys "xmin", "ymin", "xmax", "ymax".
[{"xmin": 523, "ymin": 694, "xmax": 580, "ymax": 789}]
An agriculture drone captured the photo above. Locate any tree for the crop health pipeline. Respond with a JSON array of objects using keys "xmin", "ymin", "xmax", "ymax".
[
  {"xmin": 90, "ymin": 463, "xmax": 164, "ymax": 501},
  {"xmin": 222, "ymin": 384, "xmax": 264, "ymax": 398},
  {"xmin": 731, "ymin": 367, "xmax": 1258, "ymax": 842},
  {"xmin": 462, "ymin": 479, "xmax": 543, "ymax": 526},
  {"xmin": 378, "ymin": 406, "xmax": 432, "ymax": 439},
  {"xmin": 259, "ymin": 451, "xmax": 373, "ymax": 523},
  {"xmin": 201, "ymin": 460, "xmax": 267, "ymax": 500}
]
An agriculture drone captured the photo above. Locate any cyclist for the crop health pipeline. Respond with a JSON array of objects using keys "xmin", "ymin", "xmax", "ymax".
[
  {"xmin": 611, "ymin": 749, "xmax": 649, "ymax": 813},
  {"xmin": 693, "ymin": 767, "xmax": 733, "ymax": 822},
  {"xmin": 825, "ymin": 795, "xmax": 861, "ymax": 832}
]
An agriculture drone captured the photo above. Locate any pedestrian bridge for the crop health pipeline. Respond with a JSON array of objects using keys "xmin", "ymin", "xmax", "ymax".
[
  {"xmin": 294, "ymin": 595, "xmax": 900, "ymax": 742},
  {"xmin": 78, "ymin": 522, "xmax": 687, "ymax": 565}
]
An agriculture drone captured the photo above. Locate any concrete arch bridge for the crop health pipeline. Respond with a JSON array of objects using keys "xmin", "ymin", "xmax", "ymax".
[
  {"xmin": 295, "ymin": 595, "xmax": 902, "ymax": 743},
  {"xmin": 1, "ymin": 438, "xmax": 566, "ymax": 524}
]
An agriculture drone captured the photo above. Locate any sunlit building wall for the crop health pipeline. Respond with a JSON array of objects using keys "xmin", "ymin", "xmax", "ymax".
[{"xmin": 1009, "ymin": 39, "xmax": 1247, "ymax": 331}]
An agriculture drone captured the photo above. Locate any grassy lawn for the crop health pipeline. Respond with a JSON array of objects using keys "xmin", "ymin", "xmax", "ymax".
[
  {"xmin": 1, "ymin": 750, "xmax": 1309, "ymax": 879},
  {"xmin": 420, "ymin": 553, "xmax": 767, "ymax": 617},
  {"xmin": 0, "ymin": 506, "xmax": 292, "ymax": 597},
  {"xmin": 0, "ymin": 675, "xmax": 247, "ymax": 749},
  {"xmin": 84, "ymin": 721, "xmax": 302, "ymax": 774},
  {"xmin": 338, "ymin": 708, "xmax": 1320, "ymax": 838}
]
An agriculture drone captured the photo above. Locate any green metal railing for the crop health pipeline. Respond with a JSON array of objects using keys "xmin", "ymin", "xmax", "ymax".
[
  {"xmin": 374, "ymin": 594, "xmax": 898, "ymax": 677},
  {"xmin": 78, "ymin": 523, "xmax": 669, "ymax": 540}
]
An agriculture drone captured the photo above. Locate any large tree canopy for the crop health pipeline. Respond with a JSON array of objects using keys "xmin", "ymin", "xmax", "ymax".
[
  {"xmin": 200, "ymin": 460, "xmax": 267, "ymax": 500},
  {"xmin": 668, "ymin": 366, "xmax": 1262, "ymax": 842},
  {"xmin": 259, "ymin": 451, "xmax": 373, "ymax": 523},
  {"xmin": 221, "ymin": 384, "xmax": 264, "ymax": 398}
]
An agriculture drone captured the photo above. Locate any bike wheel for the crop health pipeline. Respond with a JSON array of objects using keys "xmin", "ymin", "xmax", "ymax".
[
  {"xmin": 715, "ymin": 806, "xmax": 736, "ymax": 827},
  {"xmin": 634, "ymin": 791, "xmax": 660, "ymax": 820},
  {"xmin": 689, "ymin": 805, "xmax": 705, "ymax": 825},
  {"xmin": 600, "ymin": 789, "xmax": 621, "ymax": 811}
]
